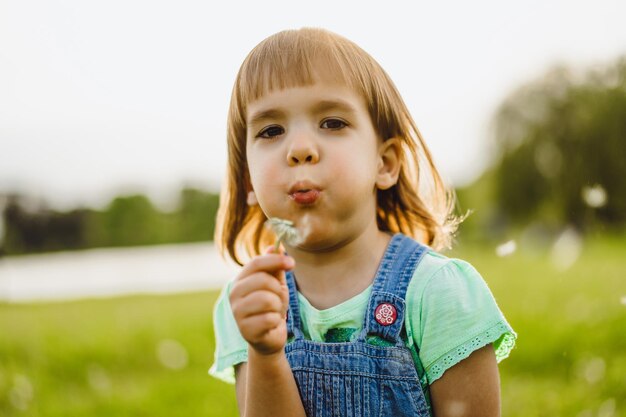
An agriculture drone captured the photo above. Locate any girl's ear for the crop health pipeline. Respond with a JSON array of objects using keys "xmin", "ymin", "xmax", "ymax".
[
  {"xmin": 244, "ymin": 170, "xmax": 258, "ymax": 206},
  {"xmin": 376, "ymin": 138, "xmax": 402, "ymax": 190},
  {"xmin": 247, "ymin": 190, "xmax": 258, "ymax": 206}
]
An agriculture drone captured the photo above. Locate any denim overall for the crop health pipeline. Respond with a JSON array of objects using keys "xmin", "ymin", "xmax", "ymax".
[{"xmin": 284, "ymin": 233, "xmax": 430, "ymax": 417}]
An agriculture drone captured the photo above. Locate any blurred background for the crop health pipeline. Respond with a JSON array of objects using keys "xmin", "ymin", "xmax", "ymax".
[{"xmin": 1, "ymin": 0, "xmax": 625, "ymax": 416}]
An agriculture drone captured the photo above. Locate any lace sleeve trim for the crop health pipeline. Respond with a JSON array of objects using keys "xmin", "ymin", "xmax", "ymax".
[{"xmin": 426, "ymin": 321, "xmax": 517, "ymax": 384}]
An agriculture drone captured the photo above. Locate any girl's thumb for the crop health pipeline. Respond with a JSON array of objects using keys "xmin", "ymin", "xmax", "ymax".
[
  {"xmin": 264, "ymin": 245, "xmax": 282, "ymax": 255},
  {"xmin": 262, "ymin": 246, "xmax": 294, "ymax": 278}
]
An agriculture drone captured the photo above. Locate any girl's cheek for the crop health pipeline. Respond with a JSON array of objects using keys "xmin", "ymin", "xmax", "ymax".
[
  {"xmin": 248, "ymin": 153, "xmax": 271, "ymax": 178},
  {"xmin": 257, "ymin": 163, "xmax": 278, "ymax": 180},
  {"xmin": 251, "ymin": 164, "xmax": 280, "ymax": 196}
]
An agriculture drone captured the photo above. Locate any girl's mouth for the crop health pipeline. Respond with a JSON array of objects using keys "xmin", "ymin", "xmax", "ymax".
[{"xmin": 289, "ymin": 189, "xmax": 320, "ymax": 205}]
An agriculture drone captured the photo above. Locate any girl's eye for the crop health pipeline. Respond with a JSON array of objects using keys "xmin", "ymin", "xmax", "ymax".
[
  {"xmin": 257, "ymin": 125, "xmax": 284, "ymax": 139},
  {"xmin": 320, "ymin": 118, "xmax": 348, "ymax": 130}
]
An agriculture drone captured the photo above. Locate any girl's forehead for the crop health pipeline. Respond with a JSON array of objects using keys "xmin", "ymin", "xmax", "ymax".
[{"xmin": 245, "ymin": 80, "xmax": 367, "ymax": 121}]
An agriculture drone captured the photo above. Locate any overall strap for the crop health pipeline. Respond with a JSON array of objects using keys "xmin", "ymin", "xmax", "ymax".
[
  {"xmin": 359, "ymin": 233, "xmax": 428, "ymax": 346},
  {"xmin": 285, "ymin": 270, "xmax": 304, "ymax": 340}
]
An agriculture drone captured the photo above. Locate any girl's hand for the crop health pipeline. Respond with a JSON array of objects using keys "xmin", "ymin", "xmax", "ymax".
[{"xmin": 229, "ymin": 248, "xmax": 294, "ymax": 356}]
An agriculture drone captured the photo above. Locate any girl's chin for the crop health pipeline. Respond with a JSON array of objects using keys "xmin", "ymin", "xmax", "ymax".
[{"xmin": 285, "ymin": 230, "xmax": 345, "ymax": 254}]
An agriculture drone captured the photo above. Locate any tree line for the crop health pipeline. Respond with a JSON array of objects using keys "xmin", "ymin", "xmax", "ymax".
[{"xmin": 0, "ymin": 188, "xmax": 219, "ymax": 256}]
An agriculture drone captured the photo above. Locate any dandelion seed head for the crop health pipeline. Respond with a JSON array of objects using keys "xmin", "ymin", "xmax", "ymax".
[
  {"xmin": 156, "ymin": 339, "xmax": 189, "ymax": 370},
  {"xmin": 86, "ymin": 363, "xmax": 112, "ymax": 394},
  {"xmin": 550, "ymin": 227, "xmax": 583, "ymax": 271},
  {"xmin": 598, "ymin": 398, "xmax": 616, "ymax": 417},
  {"xmin": 265, "ymin": 217, "xmax": 303, "ymax": 247},
  {"xmin": 579, "ymin": 357, "xmax": 606, "ymax": 384},
  {"xmin": 581, "ymin": 184, "xmax": 608, "ymax": 208},
  {"xmin": 9, "ymin": 374, "xmax": 33, "ymax": 411},
  {"xmin": 495, "ymin": 240, "xmax": 517, "ymax": 257}
]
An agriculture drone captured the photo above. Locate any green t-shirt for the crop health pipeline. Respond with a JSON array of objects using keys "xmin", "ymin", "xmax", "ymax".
[{"xmin": 209, "ymin": 249, "xmax": 516, "ymax": 395}]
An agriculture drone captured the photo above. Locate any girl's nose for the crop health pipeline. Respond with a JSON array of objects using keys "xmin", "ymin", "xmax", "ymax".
[{"xmin": 286, "ymin": 133, "xmax": 319, "ymax": 166}]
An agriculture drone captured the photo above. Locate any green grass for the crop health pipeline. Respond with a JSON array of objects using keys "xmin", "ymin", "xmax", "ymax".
[
  {"xmin": 1, "ymin": 237, "xmax": 625, "ymax": 416},
  {"xmin": 0, "ymin": 292, "xmax": 237, "ymax": 417}
]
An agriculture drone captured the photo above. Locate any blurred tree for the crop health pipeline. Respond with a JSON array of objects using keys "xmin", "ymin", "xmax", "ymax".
[
  {"xmin": 2, "ymin": 196, "xmax": 37, "ymax": 254},
  {"xmin": 490, "ymin": 56, "xmax": 626, "ymax": 232},
  {"xmin": 102, "ymin": 195, "xmax": 162, "ymax": 247},
  {"xmin": 175, "ymin": 188, "xmax": 220, "ymax": 242},
  {"xmin": 1, "ymin": 195, "xmax": 88, "ymax": 255}
]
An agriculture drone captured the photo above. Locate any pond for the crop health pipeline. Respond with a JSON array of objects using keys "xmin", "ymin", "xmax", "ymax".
[{"xmin": 0, "ymin": 242, "xmax": 238, "ymax": 303}]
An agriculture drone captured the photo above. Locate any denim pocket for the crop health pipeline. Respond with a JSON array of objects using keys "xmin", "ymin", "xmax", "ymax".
[{"xmin": 380, "ymin": 379, "xmax": 429, "ymax": 416}]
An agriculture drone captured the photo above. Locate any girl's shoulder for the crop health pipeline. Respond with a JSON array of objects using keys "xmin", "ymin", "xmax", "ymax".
[
  {"xmin": 409, "ymin": 248, "xmax": 485, "ymax": 297},
  {"xmin": 408, "ymin": 249, "xmax": 501, "ymax": 322}
]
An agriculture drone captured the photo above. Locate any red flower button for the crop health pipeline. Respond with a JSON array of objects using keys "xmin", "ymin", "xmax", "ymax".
[{"xmin": 374, "ymin": 303, "xmax": 397, "ymax": 326}]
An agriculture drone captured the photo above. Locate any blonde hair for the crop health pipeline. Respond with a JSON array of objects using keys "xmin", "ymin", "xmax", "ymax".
[{"xmin": 216, "ymin": 27, "xmax": 460, "ymax": 265}]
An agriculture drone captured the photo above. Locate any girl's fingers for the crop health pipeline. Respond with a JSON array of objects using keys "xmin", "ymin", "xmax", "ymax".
[
  {"xmin": 230, "ymin": 272, "xmax": 283, "ymax": 300},
  {"xmin": 235, "ymin": 290, "xmax": 284, "ymax": 318},
  {"xmin": 237, "ymin": 253, "xmax": 294, "ymax": 280},
  {"xmin": 238, "ymin": 312, "xmax": 286, "ymax": 345},
  {"xmin": 245, "ymin": 312, "xmax": 284, "ymax": 334}
]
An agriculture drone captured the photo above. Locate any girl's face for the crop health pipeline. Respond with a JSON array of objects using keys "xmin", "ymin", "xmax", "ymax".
[{"xmin": 245, "ymin": 80, "xmax": 393, "ymax": 251}]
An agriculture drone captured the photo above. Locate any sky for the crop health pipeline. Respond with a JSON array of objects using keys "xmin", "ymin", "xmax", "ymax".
[{"xmin": 1, "ymin": 0, "xmax": 625, "ymax": 210}]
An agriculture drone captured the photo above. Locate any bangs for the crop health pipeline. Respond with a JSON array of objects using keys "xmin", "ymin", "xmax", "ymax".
[{"xmin": 235, "ymin": 28, "xmax": 370, "ymax": 113}]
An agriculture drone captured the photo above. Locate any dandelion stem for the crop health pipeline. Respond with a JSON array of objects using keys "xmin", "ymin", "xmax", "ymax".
[{"xmin": 274, "ymin": 231, "xmax": 285, "ymax": 252}]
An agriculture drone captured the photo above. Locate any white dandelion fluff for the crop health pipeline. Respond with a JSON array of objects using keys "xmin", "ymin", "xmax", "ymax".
[
  {"xmin": 598, "ymin": 398, "xmax": 616, "ymax": 417},
  {"xmin": 581, "ymin": 184, "xmax": 607, "ymax": 208},
  {"xmin": 265, "ymin": 218, "xmax": 303, "ymax": 250},
  {"xmin": 550, "ymin": 227, "xmax": 583, "ymax": 271},
  {"xmin": 495, "ymin": 240, "xmax": 517, "ymax": 257},
  {"xmin": 156, "ymin": 339, "xmax": 189, "ymax": 370},
  {"xmin": 86, "ymin": 363, "xmax": 112, "ymax": 394},
  {"xmin": 9, "ymin": 374, "xmax": 33, "ymax": 411}
]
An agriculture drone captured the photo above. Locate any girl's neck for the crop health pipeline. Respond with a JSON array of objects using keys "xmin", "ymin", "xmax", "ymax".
[{"xmin": 287, "ymin": 226, "xmax": 392, "ymax": 310}]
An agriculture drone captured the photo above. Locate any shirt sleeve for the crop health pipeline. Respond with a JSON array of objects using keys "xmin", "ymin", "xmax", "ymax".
[
  {"xmin": 208, "ymin": 280, "xmax": 249, "ymax": 384},
  {"xmin": 408, "ymin": 258, "xmax": 517, "ymax": 384}
]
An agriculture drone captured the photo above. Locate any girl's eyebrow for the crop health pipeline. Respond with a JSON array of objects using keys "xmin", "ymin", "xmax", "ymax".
[
  {"xmin": 248, "ymin": 100, "xmax": 358, "ymax": 126},
  {"xmin": 248, "ymin": 109, "xmax": 285, "ymax": 126},
  {"xmin": 311, "ymin": 99, "xmax": 358, "ymax": 116}
]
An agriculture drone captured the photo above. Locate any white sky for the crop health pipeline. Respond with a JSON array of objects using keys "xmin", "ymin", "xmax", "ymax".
[{"xmin": 1, "ymin": 0, "xmax": 625, "ymax": 210}]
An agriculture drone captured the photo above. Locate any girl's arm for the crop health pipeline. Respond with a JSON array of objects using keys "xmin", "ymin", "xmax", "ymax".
[
  {"xmin": 234, "ymin": 352, "xmax": 305, "ymax": 417},
  {"xmin": 429, "ymin": 344, "xmax": 501, "ymax": 417},
  {"xmin": 229, "ymin": 252, "xmax": 306, "ymax": 417}
]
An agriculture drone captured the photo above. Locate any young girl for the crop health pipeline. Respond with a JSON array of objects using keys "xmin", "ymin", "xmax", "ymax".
[{"xmin": 209, "ymin": 27, "xmax": 516, "ymax": 417}]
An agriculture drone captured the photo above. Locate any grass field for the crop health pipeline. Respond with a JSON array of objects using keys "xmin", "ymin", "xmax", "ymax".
[{"xmin": 1, "ymin": 236, "xmax": 624, "ymax": 416}]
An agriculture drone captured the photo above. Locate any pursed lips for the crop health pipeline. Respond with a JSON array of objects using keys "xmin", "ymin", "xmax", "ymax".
[{"xmin": 288, "ymin": 181, "xmax": 321, "ymax": 205}]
